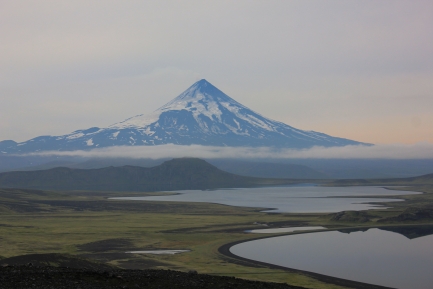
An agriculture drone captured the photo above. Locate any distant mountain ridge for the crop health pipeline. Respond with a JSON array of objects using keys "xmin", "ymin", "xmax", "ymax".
[
  {"xmin": 0, "ymin": 79, "xmax": 368, "ymax": 154},
  {"xmin": 3, "ymin": 155, "xmax": 433, "ymax": 180},
  {"xmin": 329, "ymin": 172, "xmax": 433, "ymax": 186},
  {"xmin": 2, "ymin": 157, "xmax": 328, "ymax": 179},
  {"xmin": 0, "ymin": 158, "xmax": 296, "ymax": 191}
]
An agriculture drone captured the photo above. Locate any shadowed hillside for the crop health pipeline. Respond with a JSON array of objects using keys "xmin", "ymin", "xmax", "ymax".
[{"xmin": 0, "ymin": 158, "xmax": 297, "ymax": 191}]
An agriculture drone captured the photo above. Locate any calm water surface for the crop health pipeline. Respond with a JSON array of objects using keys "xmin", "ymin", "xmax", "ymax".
[
  {"xmin": 231, "ymin": 227, "xmax": 433, "ymax": 289},
  {"xmin": 113, "ymin": 186, "xmax": 417, "ymax": 213}
]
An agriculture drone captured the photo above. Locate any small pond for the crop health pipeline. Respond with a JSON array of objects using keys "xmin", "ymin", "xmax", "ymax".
[
  {"xmin": 246, "ymin": 226, "xmax": 325, "ymax": 233},
  {"xmin": 126, "ymin": 250, "xmax": 189, "ymax": 255}
]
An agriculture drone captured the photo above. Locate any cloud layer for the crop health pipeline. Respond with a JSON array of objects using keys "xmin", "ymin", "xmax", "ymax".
[{"xmin": 27, "ymin": 143, "xmax": 433, "ymax": 160}]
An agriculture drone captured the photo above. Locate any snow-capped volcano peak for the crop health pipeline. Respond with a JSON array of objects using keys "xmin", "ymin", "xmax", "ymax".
[
  {"xmin": 0, "ymin": 79, "xmax": 368, "ymax": 154},
  {"xmin": 103, "ymin": 79, "xmax": 364, "ymax": 147},
  {"xmin": 157, "ymin": 79, "xmax": 242, "ymax": 121},
  {"xmin": 162, "ymin": 79, "xmax": 241, "ymax": 106},
  {"xmin": 110, "ymin": 79, "xmax": 247, "ymax": 130}
]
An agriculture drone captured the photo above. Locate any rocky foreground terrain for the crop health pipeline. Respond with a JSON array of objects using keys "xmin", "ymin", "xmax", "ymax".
[{"xmin": 0, "ymin": 264, "xmax": 305, "ymax": 289}]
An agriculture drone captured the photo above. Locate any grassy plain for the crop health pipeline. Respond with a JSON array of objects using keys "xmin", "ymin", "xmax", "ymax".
[{"xmin": 0, "ymin": 186, "xmax": 432, "ymax": 289}]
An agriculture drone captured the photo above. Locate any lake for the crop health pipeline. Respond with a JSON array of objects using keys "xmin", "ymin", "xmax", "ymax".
[
  {"xmin": 113, "ymin": 185, "xmax": 425, "ymax": 288},
  {"xmin": 230, "ymin": 226, "xmax": 433, "ymax": 289},
  {"xmin": 112, "ymin": 185, "xmax": 417, "ymax": 213}
]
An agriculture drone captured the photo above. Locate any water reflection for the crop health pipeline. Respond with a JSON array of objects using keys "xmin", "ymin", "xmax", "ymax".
[
  {"xmin": 230, "ymin": 226, "xmax": 433, "ymax": 289},
  {"xmin": 339, "ymin": 225, "xmax": 433, "ymax": 239}
]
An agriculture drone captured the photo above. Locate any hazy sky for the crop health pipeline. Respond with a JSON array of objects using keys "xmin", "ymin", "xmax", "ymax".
[{"xmin": 1, "ymin": 1, "xmax": 432, "ymax": 144}]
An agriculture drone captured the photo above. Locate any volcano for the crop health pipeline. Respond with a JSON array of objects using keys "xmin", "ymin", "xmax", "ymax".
[{"xmin": 0, "ymin": 79, "xmax": 367, "ymax": 154}]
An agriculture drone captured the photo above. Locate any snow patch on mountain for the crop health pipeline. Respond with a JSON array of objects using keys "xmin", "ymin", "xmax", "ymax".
[{"xmin": 67, "ymin": 133, "xmax": 84, "ymax": 140}]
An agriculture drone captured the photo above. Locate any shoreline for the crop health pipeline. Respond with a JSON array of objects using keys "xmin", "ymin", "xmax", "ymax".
[{"xmin": 217, "ymin": 228, "xmax": 402, "ymax": 289}]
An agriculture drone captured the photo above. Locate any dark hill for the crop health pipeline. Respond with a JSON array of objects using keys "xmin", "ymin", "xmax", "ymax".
[{"xmin": 0, "ymin": 158, "xmax": 294, "ymax": 191}]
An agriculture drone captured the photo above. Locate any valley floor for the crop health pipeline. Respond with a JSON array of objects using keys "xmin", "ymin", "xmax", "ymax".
[{"xmin": 0, "ymin": 185, "xmax": 432, "ymax": 289}]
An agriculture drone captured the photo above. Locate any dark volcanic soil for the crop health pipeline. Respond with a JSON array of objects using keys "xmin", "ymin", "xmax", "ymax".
[{"xmin": 0, "ymin": 265, "xmax": 305, "ymax": 289}]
